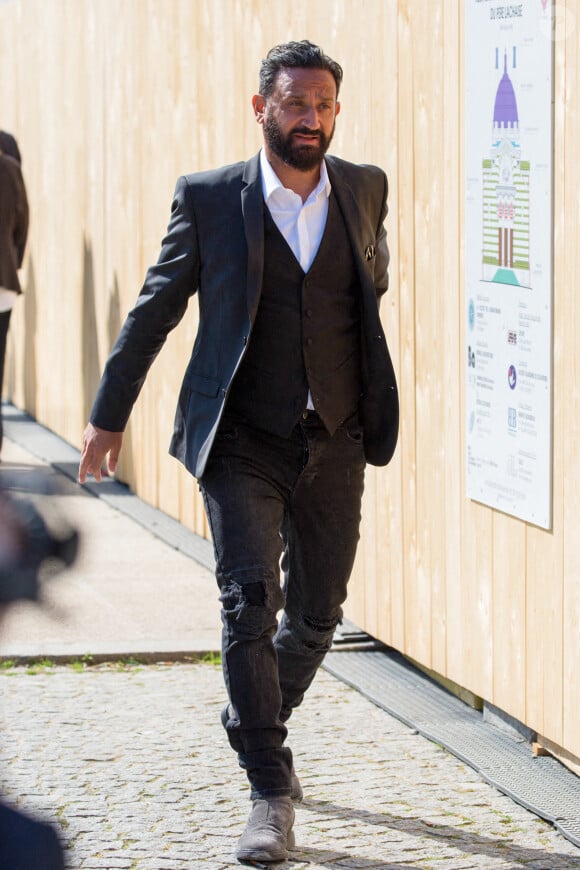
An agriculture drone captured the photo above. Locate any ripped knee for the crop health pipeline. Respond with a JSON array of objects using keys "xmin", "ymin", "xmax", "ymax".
[
  {"xmin": 303, "ymin": 612, "xmax": 341, "ymax": 635},
  {"xmin": 288, "ymin": 608, "xmax": 343, "ymax": 652},
  {"xmin": 219, "ymin": 567, "xmax": 285, "ymax": 638}
]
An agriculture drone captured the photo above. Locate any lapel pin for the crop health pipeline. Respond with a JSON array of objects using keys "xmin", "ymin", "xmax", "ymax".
[{"xmin": 365, "ymin": 245, "xmax": 375, "ymax": 261}]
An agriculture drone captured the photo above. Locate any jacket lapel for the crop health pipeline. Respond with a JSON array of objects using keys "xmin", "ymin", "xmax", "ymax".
[
  {"xmin": 241, "ymin": 153, "xmax": 264, "ymax": 322},
  {"xmin": 325, "ymin": 158, "xmax": 376, "ymax": 299}
]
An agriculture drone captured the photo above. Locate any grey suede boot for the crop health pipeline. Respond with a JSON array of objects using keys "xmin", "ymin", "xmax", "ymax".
[
  {"xmin": 235, "ymin": 796, "xmax": 295, "ymax": 864},
  {"xmin": 290, "ymin": 769, "xmax": 303, "ymax": 803}
]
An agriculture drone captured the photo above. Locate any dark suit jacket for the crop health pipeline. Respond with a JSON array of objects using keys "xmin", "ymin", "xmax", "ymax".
[
  {"xmin": 0, "ymin": 153, "xmax": 28, "ymax": 292},
  {"xmin": 91, "ymin": 152, "xmax": 399, "ymax": 479}
]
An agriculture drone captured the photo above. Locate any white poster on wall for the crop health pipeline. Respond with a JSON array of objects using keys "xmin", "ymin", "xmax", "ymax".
[{"xmin": 465, "ymin": 0, "xmax": 554, "ymax": 529}]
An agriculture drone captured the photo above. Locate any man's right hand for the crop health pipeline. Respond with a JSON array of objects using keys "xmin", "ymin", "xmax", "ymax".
[{"xmin": 78, "ymin": 423, "xmax": 124, "ymax": 484}]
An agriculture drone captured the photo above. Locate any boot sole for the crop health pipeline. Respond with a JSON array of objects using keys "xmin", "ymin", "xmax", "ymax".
[{"xmin": 236, "ymin": 828, "xmax": 296, "ymax": 863}]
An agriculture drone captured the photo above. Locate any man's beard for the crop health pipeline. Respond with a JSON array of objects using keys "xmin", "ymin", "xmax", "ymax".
[{"xmin": 263, "ymin": 113, "xmax": 334, "ymax": 171}]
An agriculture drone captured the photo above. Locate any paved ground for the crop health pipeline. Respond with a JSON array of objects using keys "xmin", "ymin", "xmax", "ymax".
[
  {"xmin": 2, "ymin": 662, "xmax": 580, "ymax": 869},
  {"xmin": 1, "ymin": 414, "xmax": 580, "ymax": 868}
]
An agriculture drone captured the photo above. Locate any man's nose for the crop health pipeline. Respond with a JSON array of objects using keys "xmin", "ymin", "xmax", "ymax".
[{"xmin": 301, "ymin": 105, "xmax": 320, "ymax": 128}]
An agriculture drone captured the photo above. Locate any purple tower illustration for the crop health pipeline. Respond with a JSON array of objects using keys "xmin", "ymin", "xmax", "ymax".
[{"xmin": 482, "ymin": 49, "xmax": 531, "ymax": 287}]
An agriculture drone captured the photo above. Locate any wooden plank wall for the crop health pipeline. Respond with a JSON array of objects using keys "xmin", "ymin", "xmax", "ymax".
[{"xmin": 1, "ymin": 0, "xmax": 578, "ymax": 760}]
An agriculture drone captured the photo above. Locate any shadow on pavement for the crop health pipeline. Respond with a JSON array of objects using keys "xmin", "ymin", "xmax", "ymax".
[{"xmin": 296, "ymin": 799, "xmax": 580, "ymax": 869}]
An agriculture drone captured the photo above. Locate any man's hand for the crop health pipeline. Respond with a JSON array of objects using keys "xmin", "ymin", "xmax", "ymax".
[{"xmin": 78, "ymin": 423, "xmax": 124, "ymax": 484}]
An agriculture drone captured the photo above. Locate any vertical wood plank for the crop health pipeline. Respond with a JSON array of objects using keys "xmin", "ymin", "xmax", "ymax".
[
  {"xmin": 394, "ymin": 0, "xmax": 417, "ymax": 660},
  {"xmin": 492, "ymin": 513, "xmax": 526, "ymax": 719},
  {"xmin": 444, "ymin": 0, "xmax": 465, "ymax": 691},
  {"xmin": 562, "ymin": 1, "xmax": 580, "ymax": 757}
]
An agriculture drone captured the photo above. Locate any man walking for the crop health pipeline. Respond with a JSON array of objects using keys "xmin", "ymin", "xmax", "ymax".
[{"xmin": 79, "ymin": 40, "xmax": 398, "ymax": 864}]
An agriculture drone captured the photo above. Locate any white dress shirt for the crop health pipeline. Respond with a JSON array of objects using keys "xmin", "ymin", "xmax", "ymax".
[
  {"xmin": 0, "ymin": 289, "xmax": 17, "ymax": 312},
  {"xmin": 259, "ymin": 149, "xmax": 331, "ymax": 273}
]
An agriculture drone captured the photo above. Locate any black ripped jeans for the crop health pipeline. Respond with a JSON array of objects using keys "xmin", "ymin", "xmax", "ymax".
[{"xmin": 199, "ymin": 409, "xmax": 366, "ymax": 799}]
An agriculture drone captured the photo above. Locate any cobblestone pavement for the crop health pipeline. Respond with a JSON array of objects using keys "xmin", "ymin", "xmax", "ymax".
[{"xmin": 1, "ymin": 662, "xmax": 580, "ymax": 869}]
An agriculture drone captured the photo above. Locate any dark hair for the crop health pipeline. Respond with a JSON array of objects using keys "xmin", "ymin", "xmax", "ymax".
[{"xmin": 259, "ymin": 40, "xmax": 343, "ymax": 98}]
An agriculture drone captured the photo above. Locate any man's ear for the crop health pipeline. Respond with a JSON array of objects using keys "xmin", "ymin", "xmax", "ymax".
[
  {"xmin": 335, "ymin": 101, "xmax": 341, "ymax": 117},
  {"xmin": 252, "ymin": 94, "xmax": 266, "ymax": 124}
]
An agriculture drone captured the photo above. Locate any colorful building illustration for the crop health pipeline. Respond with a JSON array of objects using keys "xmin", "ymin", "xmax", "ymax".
[{"xmin": 482, "ymin": 49, "xmax": 530, "ymax": 287}]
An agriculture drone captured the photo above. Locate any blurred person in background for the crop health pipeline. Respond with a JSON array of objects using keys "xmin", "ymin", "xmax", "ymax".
[
  {"xmin": 0, "ymin": 485, "xmax": 78, "ymax": 869},
  {"xmin": 0, "ymin": 131, "xmax": 28, "ymax": 456}
]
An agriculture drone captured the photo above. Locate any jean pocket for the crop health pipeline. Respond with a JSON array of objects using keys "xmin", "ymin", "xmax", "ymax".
[
  {"xmin": 342, "ymin": 423, "xmax": 364, "ymax": 446},
  {"xmin": 215, "ymin": 422, "xmax": 239, "ymax": 442}
]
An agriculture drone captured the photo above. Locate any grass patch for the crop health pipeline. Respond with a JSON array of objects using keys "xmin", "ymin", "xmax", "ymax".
[
  {"xmin": 200, "ymin": 651, "xmax": 222, "ymax": 667},
  {"xmin": 0, "ymin": 660, "xmax": 16, "ymax": 670},
  {"xmin": 26, "ymin": 658, "xmax": 55, "ymax": 675},
  {"xmin": 69, "ymin": 653, "xmax": 95, "ymax": 672}
]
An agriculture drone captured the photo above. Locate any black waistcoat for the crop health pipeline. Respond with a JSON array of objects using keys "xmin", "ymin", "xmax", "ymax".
[{"xmin": 226, "ymin": 192, "xmax": 362, "ymax": 437}]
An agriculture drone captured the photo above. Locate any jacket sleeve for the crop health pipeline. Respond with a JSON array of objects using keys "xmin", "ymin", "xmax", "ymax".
[{"xmin": 90, "ymin": 176, "xmax": 200, "ymax": 432}]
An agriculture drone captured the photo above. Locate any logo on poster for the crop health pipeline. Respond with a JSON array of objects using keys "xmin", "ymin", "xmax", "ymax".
[{"xmin": 508, "ymin": 364, "xmax": 517, "ymax": 389}]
